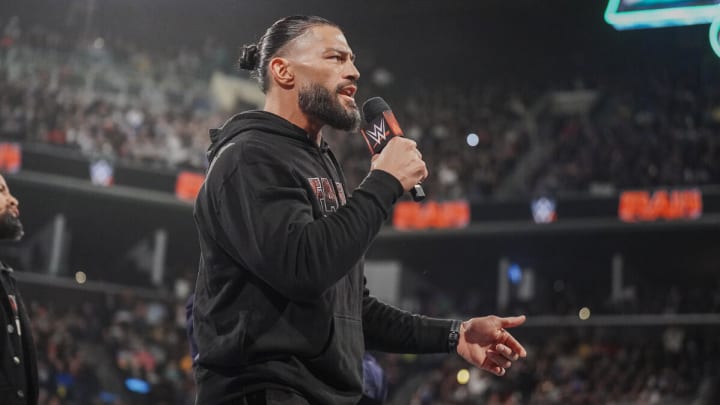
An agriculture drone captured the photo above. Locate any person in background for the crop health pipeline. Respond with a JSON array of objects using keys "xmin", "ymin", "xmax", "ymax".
[{"xmin": 0, "ymin": 174, "xmax": 38, "ymax": 405}]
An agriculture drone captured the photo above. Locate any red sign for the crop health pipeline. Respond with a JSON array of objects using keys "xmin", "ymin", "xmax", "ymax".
[
  {"xmin": 393, "ymin": 200, "xmax": 470, "ymax": 230},
  {"xmin": 0, "ymin": 143, "xmax": 21, "ymax": 173},
  {"xmin": 175, "ymin": 171, "xmax": 205, "ymax": 202},
  {"xmin": 618, "ymin": 189, "xmax": 702, "ymax": 222}
]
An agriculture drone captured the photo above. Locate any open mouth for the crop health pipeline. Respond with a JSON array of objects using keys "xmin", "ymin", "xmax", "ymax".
[{"xmin": 338, "ymin": 85, "xmax": 357, "ymax": 100}]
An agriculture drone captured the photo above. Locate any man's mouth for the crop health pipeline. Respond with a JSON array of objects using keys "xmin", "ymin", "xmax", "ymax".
[
  {"xmin": 339, "ymin": 88, "xmax": 358, "ymax": 111},
  {"xmin": 338, "ymin": 85, "xmax": 357, "ymax": 101}
]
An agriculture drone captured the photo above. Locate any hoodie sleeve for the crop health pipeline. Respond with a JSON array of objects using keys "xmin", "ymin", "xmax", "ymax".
[
  {"xmin": 209, "ymin": 142, "xmax": 403, "ymax": 302},
  {"xmin": 362, "ymin": 281, "xmax": 455, "ymax": 353}
]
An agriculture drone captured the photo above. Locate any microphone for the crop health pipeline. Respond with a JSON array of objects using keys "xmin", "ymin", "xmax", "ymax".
[{"xmin": 360, "ymin": 97, "xmax": 426, "ymax": 202}]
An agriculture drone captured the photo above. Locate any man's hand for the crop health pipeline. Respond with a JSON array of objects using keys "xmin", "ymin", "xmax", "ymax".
[
  {"xmin": 371, "ymin": 137, "xmax": 427, "ymax": 191},
  {"xmin": 456, "ymin": 315, "xmax": 527, "ymax": 376}
]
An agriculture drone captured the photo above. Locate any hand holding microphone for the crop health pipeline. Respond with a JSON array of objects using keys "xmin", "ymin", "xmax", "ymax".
[
  {"xmin": 371, "ymin": 138, "xmax": 427, "ymax": 193},
  {"xmin": 360, "ymin": 97, "xmax": 427, "ymax": 201}
]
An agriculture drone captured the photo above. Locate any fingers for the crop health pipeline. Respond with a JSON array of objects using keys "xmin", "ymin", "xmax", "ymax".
[
  {"xmin": 485, "ymin": 365, "xmax": 506, "ymax": 377},
  {"xmin": 387, "ymin": 136, "xmax": 416, "ymax": 149},
  {"xmin": 417, "ymin": 161, "xmax": 428, "ymax": 183},
  {"xmin": 499, "ymin": 330, "xmax": 527, "ymax": 358},
  {"xmin": 495, "ymin": 344, "xmax": 520, "ymax": 361},
  {"xmin": 482, "ymin": 354, "xmax": 507, "ymax": 376},
  {"xmin": 499, "ymin": 315, "xmax": 526, "ymax": 329},
  {"xmin": 375, "ymin": 137, "xmax": 427, "ymax": 190},
  {"xmin": 404, "ymin": 139, "xmax": 426, "ymax": 183},
  {"xmin": 486, "ymin": 350, "xmax": 512, "ymax": 369},
  {"xmin": 406, "ymin": 156, "xmax": 427, "ymax": 184}
]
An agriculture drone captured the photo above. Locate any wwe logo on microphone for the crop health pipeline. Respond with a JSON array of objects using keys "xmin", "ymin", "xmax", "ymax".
[
  {"xmin": 363, "ymin": 119, "xmax": 390, "ymax": 147},
  {"xmin": 361, "ymin": 104, "xmax": 403, "ymax": 154}
]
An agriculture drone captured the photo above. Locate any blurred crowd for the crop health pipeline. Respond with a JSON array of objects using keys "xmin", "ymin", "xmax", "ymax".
[
  {"xmin": 396, "ymin": 325, "xmax": 720, "ymax": 404},
  {"xmin": 0, "ymin": 17, "xmax": 532, "ymax": 200},
  {"xmin": 8, "ymin": 17, "xmax": 719, "ymax": 202},
  {"xmin": 531, "ymin": 72, "xmax": 720, "ymax": 195},
  {"xmin": 373, "ymin": 270, "xmax": 720, "ymax": 404},
  {"xmin": 104, "ymin": 291, "xmax": 195, "ymax": 405},
  {"xmin": 32, "ymin": 300, "xmax": 104, "ymax": 405},
  {"xmin": 0, "ymin": 18, "xmax": 227, "ymax": 170},
  {"xmin": 26, "ymin": 281, "xmax": 720, "ymax": 405},
  {"xmin": 325, "ymin": 81, "xmax": 533, "ymax": 200},
  {"xmin": 398, "ymin": 267, "xmax": 720, "ymax": 324},
  {"xmin": 28, "ymin": 288, "xmax": 195, "ymax": 405},
  {"xmin": 3, "ymin": 17, "xmax": 720, "ymax": 200}
]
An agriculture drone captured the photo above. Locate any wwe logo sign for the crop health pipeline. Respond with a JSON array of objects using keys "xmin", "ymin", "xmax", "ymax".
[{"xmin": 362, "ymin": 118, "xmax": 391, "ymax": 152}]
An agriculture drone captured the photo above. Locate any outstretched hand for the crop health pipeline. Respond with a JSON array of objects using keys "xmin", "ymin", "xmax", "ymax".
[{"xmin": 456, "ymin": 315, "xmax": 527, "ymax": 376}]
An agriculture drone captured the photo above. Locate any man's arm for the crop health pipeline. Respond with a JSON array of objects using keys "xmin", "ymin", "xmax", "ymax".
[
  {"xmin": 362, "ymin": 284, "xmax": 455, "ymax": 353},
  {"xmin": 209, "ymin": 142, "xmax": 402, "ymax": 302},
  {"xmin": 362, "ymin": 283, "xmax": 528, "ymax": 376}
]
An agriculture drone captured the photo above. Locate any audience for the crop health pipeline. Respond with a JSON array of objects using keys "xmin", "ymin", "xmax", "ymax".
[
  {"xmin": 28, "ymin": 288, "xmax": 194, "ymax": 405},
  {"xmin": 532, "ymin": 72, "xmax": 720, "ymax": 196},
  {"xmin": 3, "ymin": 18, "xmax": 720, "ymax": 201},
  {"xmin": 398, "ymin": 325, "xmax": 720, "ymax": 404}
]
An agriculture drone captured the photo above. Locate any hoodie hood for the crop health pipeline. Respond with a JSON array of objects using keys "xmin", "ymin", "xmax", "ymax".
[{"xmin": 207, "ymin": 110, "xmax": 320, "ymax": 163}]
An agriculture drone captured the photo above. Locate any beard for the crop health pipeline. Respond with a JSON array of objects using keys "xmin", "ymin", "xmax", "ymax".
[
  {"xmin": 0, "ymin": 212, "xmax": 24, "ymax": 241},
  {"xmin": 298, "ymin": 82, "xmax": 361, "ymax": 131}
]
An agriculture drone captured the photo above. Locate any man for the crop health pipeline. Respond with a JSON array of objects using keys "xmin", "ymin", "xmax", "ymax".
[
  {"xmin": 0, "ymin": 174, "xmax": 38, "ymax": 405},
  {"xmin": 192, "ymin": 15, "xmax": 526, "ymax": 405}
]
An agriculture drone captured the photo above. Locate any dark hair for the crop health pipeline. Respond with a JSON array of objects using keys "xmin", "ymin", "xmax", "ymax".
[{"xmin": 238, "ymin": 15, "xmax": 338, "ymax": 93}]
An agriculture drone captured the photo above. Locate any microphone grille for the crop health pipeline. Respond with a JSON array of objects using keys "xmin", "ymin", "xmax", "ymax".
[{"xmin": 362, "ymin": 97, "xmax": 391, "ymax": 123}]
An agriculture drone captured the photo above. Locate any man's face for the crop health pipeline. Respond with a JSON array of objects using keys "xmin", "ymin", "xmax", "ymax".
[
  {"xmin": 0, "ymin": 176, "xmax": 23, "ymax": 241},
  {"xmin": 287, "ymin": 25, "xmax": 361, "ymax": 131}
]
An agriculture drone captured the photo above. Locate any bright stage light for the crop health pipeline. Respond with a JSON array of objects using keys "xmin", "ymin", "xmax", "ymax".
[{"xmin": 457, "ymin": 368, "xmax": 470, "ymax": 384}]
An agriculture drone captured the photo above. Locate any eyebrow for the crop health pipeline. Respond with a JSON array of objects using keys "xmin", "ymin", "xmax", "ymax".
[{"xmin": 325, "ymin": 47, "xmax": 355, "ymax": 61}]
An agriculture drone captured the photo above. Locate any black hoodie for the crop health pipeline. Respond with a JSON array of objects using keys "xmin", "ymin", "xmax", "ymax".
[{"xmin": 192, "ymin": 111, "xmax": 454, "ymax": 405}]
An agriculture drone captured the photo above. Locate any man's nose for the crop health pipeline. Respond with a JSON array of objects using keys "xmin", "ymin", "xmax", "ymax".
[{"xmin": 345, "ymin": 61, "xmax": 360, "ymax": 82}]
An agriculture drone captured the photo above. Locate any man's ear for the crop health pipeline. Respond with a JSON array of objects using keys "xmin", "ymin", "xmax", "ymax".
[{"xmin": 268, "ymin": 57, "xmax": 294, "ymax": 89}]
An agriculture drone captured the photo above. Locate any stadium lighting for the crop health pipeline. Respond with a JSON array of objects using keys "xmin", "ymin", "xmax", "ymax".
[
  {"xmin": 456, "ymin": 369, "xmax": 470, "ymax": 385},
  {"xmin": 466, "ymin": 133, "xmax": 479, "ymax": 147},
  {"xmin": 75, "ymin": 271, "xmax": 87, "ymax": 284}
]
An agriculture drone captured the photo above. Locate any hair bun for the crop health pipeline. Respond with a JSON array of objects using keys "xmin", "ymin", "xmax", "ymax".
[{"xmin": 238, "ymin": 44, "xmax": 259, "ymax": 70}]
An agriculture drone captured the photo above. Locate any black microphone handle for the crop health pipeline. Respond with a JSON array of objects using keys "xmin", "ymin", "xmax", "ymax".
[{"xmin": 411, "ymin": 184, "xmax": 426, "ymax": 202}]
